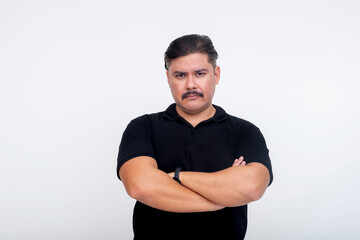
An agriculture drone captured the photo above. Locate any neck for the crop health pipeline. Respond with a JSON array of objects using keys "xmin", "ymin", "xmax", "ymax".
[{"xmin": 175, "ymin": 104, "xmax": 216, "ymax": 127}]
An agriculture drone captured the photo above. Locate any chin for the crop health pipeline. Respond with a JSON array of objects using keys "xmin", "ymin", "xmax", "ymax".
[{"xmin": 178, "ymin": 101, "xmax": 209, "ymax": 114}]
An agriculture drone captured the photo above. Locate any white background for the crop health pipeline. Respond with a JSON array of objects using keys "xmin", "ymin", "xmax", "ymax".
[{"xmin": 1, "ymin": 0, "xmax": 359, "ymax": 239}]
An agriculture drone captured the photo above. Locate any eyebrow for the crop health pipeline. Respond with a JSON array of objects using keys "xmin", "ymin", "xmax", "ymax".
[
  {"xmin": 172, "ymin": 68, "xmax": 209, "ymax": 75},
  {"xmin": 195, "ymin": 68, "xmax": 209, "ymax": 73},
  {"xmin": 172, "ymin": 71, "xmax": 186, "ymax": 76}
]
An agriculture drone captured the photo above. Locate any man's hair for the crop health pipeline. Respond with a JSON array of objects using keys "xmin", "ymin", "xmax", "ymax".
[{"xmin": 164, "ymin": 34, "xmax": 218, "ymax": 70}]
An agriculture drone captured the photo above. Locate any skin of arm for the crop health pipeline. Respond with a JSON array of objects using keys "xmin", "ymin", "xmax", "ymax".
[
  {"xmin": 119, "ymin": 156, "xmax": 224, "ymax": 213},
  {"xmin": 170, "ymin": 157, "xmax": 270, "ymax": 207}
]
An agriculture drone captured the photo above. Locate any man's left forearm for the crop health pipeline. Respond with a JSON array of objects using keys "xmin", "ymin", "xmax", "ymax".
[{"xmin": 176, "ymin": 162, "xmax": 270, "ymax": 207}]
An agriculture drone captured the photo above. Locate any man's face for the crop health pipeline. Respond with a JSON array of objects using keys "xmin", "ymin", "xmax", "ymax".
[{"xmin": 166, "ymin": 53, "xmax": 220, "ymax": 115}]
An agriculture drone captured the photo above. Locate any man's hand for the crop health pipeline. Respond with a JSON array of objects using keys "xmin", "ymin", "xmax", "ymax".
[{"xmin": 232, "ymin": 156, "xmax": 246, "ymax": 167}]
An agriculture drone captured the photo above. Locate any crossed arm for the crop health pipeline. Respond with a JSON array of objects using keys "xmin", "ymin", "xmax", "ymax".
[{"xmin": 119, "ymin": 156, "xmax": 270, "ymax": 213}]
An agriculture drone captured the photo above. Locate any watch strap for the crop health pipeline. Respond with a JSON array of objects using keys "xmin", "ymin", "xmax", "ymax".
[{"xmin": 173, "ymin": 167, "xmax": 181, "ymax": 184}]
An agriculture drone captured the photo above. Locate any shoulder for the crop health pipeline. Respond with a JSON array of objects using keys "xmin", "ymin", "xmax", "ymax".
[
  {"xmin": 127, "ymin": 110, "xmax": 166, "ymax": 129},
  {"xmin": 225, "ymin": 114, "xmax": 267, "ymax": 146},
  {"xmin": 128, "ymin": 104, "xmax": 177, "ymax": 126},
  {"xmin": 214, "ymin": 104, "xmax": 258, "ymax": 131},
  {"xmin": 226, "ymin": 114, "xmax": 259, "ymax": 132}
]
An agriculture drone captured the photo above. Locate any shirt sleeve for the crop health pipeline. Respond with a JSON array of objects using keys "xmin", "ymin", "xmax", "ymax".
[
  {"xmin": 240, "ymin": 124, "xmax": 273, "ymax": 186},
  {"xmin": 116, "ymin": 115, "xmax": 155, "ymax": 180}
]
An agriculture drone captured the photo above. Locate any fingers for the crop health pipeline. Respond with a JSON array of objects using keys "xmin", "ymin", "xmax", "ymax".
[
  {"xmin": 232, "ymin": 159, "xmax": 240, "ymax": 166},
  {"xmin": 232, "ymin": 156, "xmax": 246, "ymax": 167}
]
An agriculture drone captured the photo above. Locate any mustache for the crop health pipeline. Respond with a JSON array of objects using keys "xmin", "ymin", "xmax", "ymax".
[{"xmin": 182, "ymin": 91, "xmax": 204, "ymax": 100}]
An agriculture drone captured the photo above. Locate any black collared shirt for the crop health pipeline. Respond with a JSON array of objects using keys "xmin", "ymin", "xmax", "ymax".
[{"xmin": 117, "ymin": 104, "xmax": 273, "ymax": 240}]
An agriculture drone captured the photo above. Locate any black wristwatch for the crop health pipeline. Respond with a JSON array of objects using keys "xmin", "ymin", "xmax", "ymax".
[{"xmin": 173, "ymin": 167, "xmax": 181, "ymax": 184}]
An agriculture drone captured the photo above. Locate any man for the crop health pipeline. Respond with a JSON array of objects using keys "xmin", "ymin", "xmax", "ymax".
[{"xmin": 117, "ymin": 34, "xmax": 273, "ymax": 240}]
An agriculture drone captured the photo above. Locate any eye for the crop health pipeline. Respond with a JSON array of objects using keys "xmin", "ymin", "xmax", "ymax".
[
  {"xmin": 196, "ymin": 72, "xmax": 206, "ymax": 77},
  {"xmin": 175, "ymin": 73, "xmax": 185, "ymax": 78}
]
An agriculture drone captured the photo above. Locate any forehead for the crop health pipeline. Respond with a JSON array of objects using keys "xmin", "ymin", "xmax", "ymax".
[{"xmin": 168, "ymin": 53, "xmax": 212, "ymax": 72}]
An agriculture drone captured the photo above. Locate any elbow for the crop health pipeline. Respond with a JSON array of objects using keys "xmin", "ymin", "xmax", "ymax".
[
  {"xmin": 247, "ymin": 189, "xmax": 264, "ymax": 202},
  {"xmin": 125, "ymin": 180, "xmax": 152, "ymax": 201},
  {"xmin": 246, "ymin": 182, "xmax": 266, "ymax": 203},
  {"xmin": 243, "ymin": 167, "xmax": 270, "ymax": 203},
  {"xmin": 227, "ymin": 184, "xmax": 265, "ymax": 207},
  {"xmin": 126, "ymin": 185, "xmax": 142, "ymax": 200},
  {"xmin": 121, "ymin": 171, "xmax": 154, "ymax": 201},
  {"xmin": 125, "ymin": 180, "xmax": 153, "ymax": 201}
]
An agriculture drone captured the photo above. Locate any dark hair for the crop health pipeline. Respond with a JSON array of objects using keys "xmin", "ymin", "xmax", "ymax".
[{"xmin": 164, "ymin": 34, "xmax": 218, "ymax": 70}]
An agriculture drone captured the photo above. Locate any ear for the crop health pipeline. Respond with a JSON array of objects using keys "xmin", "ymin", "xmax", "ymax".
[{"xmin": 214, "ymin": 66, "xmax": 220, "ymax": 85}]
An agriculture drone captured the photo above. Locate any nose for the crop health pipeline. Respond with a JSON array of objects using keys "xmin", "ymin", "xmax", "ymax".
[{"xmin": 186, "ymin": 74, "xmax": 197, "ymax": 90}]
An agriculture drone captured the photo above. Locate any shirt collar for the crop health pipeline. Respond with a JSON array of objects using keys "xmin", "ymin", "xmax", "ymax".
[
  {"xmin": 212, "ymin": 104, "xmax": 228, "ymax": 122},
  {"xmin": 164, "ymin": 103, "xmax": 228, "ymax": 123},
  {"xmin": 163, "ymin": 103, "xmax": 179, "ymax": 120}
]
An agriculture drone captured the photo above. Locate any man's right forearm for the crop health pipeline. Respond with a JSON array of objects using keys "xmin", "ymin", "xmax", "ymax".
[{"xmin": 120, "ymin": 156, "xmax": 224, "ymax": 213}]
